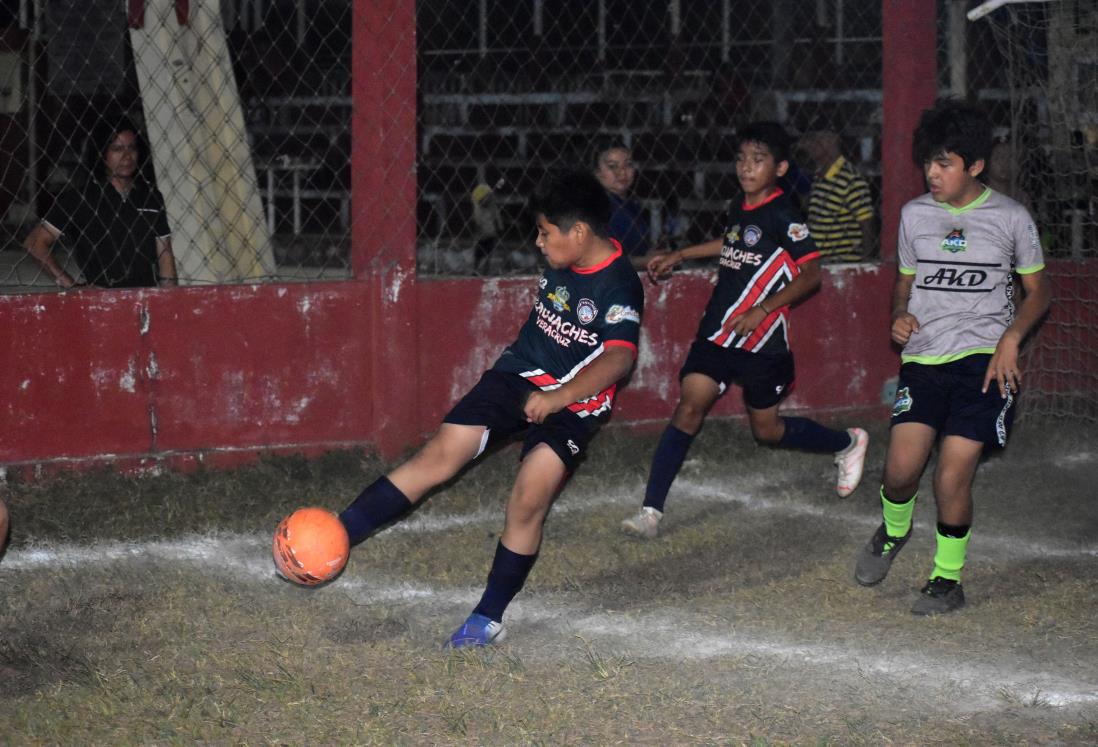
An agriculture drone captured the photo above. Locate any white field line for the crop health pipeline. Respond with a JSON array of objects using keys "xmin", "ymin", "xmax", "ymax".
[{"xmin": 4, "ymin": 533, "xmax": 1096, "ymax": 711}]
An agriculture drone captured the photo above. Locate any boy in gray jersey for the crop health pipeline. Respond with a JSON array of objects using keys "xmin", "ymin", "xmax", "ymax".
[{"xmin": 853, "ymin": 100, "xmax": 1050, "ymax": 614}]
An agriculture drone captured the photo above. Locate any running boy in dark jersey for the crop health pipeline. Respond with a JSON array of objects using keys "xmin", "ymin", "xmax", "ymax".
[
  {"xmin": 621, "ymin": 121, "xmax": 868, "ymax": 539},
  {"xmin": 339, "ymin": 171, "xmax": 644, "ymax": 647},
  {"xmin": 853, "ymin": 99, "xmax": 1050, "ymax": 614}
]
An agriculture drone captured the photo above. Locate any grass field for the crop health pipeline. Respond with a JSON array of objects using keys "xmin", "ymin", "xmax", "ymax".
[{"xmin": 2, "ymin": 417, "xmax": 1096, "ymax": 745}]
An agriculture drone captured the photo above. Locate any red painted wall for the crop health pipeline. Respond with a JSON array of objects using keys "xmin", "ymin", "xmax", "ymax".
[
  {"xmin": 1, "ymin": 266, "xmax": 898, "ymax": 471},
  {"xmin": 414, "ymin": 266, "xmax": 898, "ymax": 439}
]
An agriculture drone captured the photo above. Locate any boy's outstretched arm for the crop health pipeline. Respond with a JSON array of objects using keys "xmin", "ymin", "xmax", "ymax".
[
  {"xmin": 982, "ymin": 270, "xmax": 1051, "ymax": 397},
  {"xmin": 890, "ymin": 272, "xmax": 919, "ymax": 346},
  {"xmin": 524, "ymin": 346, "xmax": 636, "ymax": 424},
  {"xmin": 728, "ymin": 258, "xmax": 822, "ymax": 337},
  {"xmin": 646, "ymin": 238, "xmax": 723, "ymax": 282}
]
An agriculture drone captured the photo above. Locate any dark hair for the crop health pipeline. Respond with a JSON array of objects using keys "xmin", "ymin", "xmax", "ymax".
[
  {"xmin": 912, "ymin": 99, "xmax": 993, "ymax": 169},
  {"xmin": 529, "ymin": 170, "xmax": 611, "ymax": 239},
  {"xmin": 590, "ymin": 137, "xmax": 631, "ymax": 171},
  {"xmin": 737, "ymin": 121, "xmax": 792, "ymax": 164},
  {"xmin": 84, "ymin": 116, "xmax": 146, "ymax": 183}
]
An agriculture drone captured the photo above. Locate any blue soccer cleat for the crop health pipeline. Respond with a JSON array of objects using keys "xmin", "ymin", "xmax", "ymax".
[{"xmin": 446, "ymin": 612, "xmax": 506, "ymax": 649}]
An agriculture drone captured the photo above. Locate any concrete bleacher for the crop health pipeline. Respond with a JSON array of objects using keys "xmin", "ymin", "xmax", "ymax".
[{"xmin": 244, "ymin": 82, "xmax": 887, "ymax": 252}]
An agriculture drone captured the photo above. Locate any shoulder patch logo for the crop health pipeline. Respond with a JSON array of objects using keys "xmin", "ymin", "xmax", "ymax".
[
  {"xmin": 891, "ymin": 386, "xmax": 913, "ymax": 418},
  {"xmin": 940, "ymin": 228, "xmax": 967, "ymax": 253},
  {"xmin": 787, "ymin": 223, "xmax": 810, "ymax": 242},
  {"xmin": 605, "ymin": 304, "xmax": 640, "ymax": 324},
  {"xmin": 576, "ymin": 298, "xmax": 598, "ymax": 325},
  {"xmin": 548, "ymin": 286, "xmax": 571, "ymax": 312},
  {"xmin": 743, "ymin": 225, "xmax": 762, "ymax": 247}
]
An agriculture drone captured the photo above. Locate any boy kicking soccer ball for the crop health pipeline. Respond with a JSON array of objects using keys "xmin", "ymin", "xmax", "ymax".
[
  {"xmin": 621, "ymin": 121, "xmax": 868, "ymax": 540},
  {"xmin": 854, "ymin": 99, "xmax": 1050, "ymax": 614},
  {"xmin": 339, "ymin": 171, "xmax": 644, "ymax": 647}
]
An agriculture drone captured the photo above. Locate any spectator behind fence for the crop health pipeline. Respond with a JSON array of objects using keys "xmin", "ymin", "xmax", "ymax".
[
  {"xmin": 799, "ymin": 128, "xmax": 875, "ymax": 261},
  {"xmin": 984, "ymin": 134, "xmax": 1032, "ymax": 210},
  {"xmin": 592, "ymin": 140, "xmax": 651, "ymax": 269},
  {"xmin": 25, "ymin": 117, "xmax": 177, "ymax": 289},
  {"xmin": 470, "ymin": 167, "xmax": 505, "ymax": 272}
]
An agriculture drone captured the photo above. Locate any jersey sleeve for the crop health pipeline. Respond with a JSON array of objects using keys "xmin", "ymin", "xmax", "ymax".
[
  {"xmin": 41, "ymin": 189, "xmax": 82, "ymax": 236},
  {"xmin": 848, "ymin": 175, "xmax": 874, "ymax": 222},
  {"xmin": 151, "ymin": 189, "xmax": 172, "ymax": 238},
  {"xmin": 897, "ymin": 205, "xmax": 917, "ymax": 274},
  {"xmin": 1010, "ymin": 204, "xmax": 1044, "ymax": 273},
  {"xmin": 782, "ymin": 211, "xmax": 820, "ymax": 264},
  {"xmin": 598, "ymin": 280, "xmax": 644, "ymax": 352}
]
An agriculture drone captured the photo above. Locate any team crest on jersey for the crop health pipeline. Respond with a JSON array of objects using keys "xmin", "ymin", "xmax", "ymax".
[
  {"xmin": 892, "ymin": 386, "xmax": 913, "ymax": 418},
  {"xmin": 940, "ymin": 228, "xmax": 967, "ymax": 253},
  {"xmin": 605, "ymin": 304, "xmax": 640, "ymax": 324},
  {"xmin": 576, "ymin": 298, "xmax": 598, "ymax": 325},
  {"xmin": 726, "ymin": 224, "xmax": 741, "ymax": 244},
  {"xmin": 743, "ymin": 225, "xmax": 762, "ymax": 247},
  {"xmin": 787, "ymin": 223, "xmax": 810, "ymax": 242},
  {"xmin": 548, "ymin": 286, "xmax": 571, "ymax": 312}
]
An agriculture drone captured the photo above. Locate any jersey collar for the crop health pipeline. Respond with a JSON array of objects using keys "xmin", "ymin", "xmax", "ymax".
[
  {"xmin": 824, "ymin": 156, "xmax": 846, "ymax": 180},
  {"xmin": 573, "ymin": 239, "xmax": 622, "ymax": 274},
  {"xmin": 742, "ymin": 186, "xmax": 784, "ymax": 211}
]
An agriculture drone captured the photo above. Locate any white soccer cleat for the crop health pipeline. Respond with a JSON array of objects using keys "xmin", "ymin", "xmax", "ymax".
[
  {"xmin": 620, "ymin": 506, "xmax": 663, "ymax": 539},
  {"xmin": 834, "ymin": 427, "xmax": 869, "ymax": 498}
]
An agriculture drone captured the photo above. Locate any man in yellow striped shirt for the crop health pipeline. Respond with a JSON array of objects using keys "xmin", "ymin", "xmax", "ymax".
[{"xmin": 801, "ymin": 129, "xmax": 875, "ymax": 262}]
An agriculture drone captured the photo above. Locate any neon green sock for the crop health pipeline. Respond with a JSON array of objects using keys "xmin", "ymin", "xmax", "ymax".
[
  {"xmin": 931, "ymin": 529, "xmax": 970, "ymax": 582},
  {"xmin": 881, "ymin": 486, "xmax": 916, "ymax": 539}
]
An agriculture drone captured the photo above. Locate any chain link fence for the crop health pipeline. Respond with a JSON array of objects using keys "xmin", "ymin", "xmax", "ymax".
[
  {"xmin": 968, "ymin": 0, "xmax": 1098, "ymax": 424},
  {"xmin": 0, "ymin": 0, "xmax": 353, "ymax": 290},
  {"xmin": 417, "ymin": 0, "xmax": 885, "ymax": 274},
  {"xmin": 0, "ymin": 2, "xmax": 1093, "ymax": 292}
]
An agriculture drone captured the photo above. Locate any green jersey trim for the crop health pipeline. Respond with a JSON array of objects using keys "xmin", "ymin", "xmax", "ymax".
[
  {"xmin": 899, "ymin": 266, "xmax": 917, "ymax": 275},
  {"xmin": 1016, "ymin": 263, "xmax": 1045, "ymax": 275},
  {"xmin": 937, "ymin": 187, "xmax": 992, "ymax": 216},
  {"xmin": 901, "ymin": 347, "xmax": 996, "ymax": 365}
]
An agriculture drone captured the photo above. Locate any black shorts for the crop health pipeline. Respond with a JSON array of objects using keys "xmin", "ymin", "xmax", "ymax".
[
  {"xmin": 890, "ymin": 355, "xmax": 1016, "ymax": 448},
  {"xmin": 679, "ymin": 338, "xmax": 794, "ymax": 410},
  {"xmin": 443, "ymin": 369, "xmax": 595, "ymax": 472}
]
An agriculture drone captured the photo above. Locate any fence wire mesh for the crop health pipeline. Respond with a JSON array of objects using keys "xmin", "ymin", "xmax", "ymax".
[
  {"xmin": 416, "ymin": 0, "xmax": 885, "ymax": 275},
  {"xmin": 971, "ymin": 0, "xmax": 1098, "ymax": 423},
  {"xmin": 1, "ymin": 0, "xmax": 353, "ymax": 290}
]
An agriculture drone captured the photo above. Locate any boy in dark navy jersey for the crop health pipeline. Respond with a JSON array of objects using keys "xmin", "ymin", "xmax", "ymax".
[
  {"xmin": 621, "ymin": 122, "xmax": 868, "ymax": 539},
  {"xmin": 338, "ymin": 171, "xmax": 644, "ymax": 647}
]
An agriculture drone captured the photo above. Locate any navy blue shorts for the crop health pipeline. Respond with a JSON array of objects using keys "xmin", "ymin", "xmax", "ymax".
[
  {"xmin": 679, "ymin": 338, "xmax": 794, "ymax": 410},
  {"xmin": 443, "ymin": 369, "xmax": 595, "ymax": 472},
  {"xmin": 890, "ymin": 355, "xmax": 1015, "ymax": 448}
]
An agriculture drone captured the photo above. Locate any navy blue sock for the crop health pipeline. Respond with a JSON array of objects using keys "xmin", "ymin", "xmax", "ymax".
[
  {"xmin": 778, "ymin": 416, "xmax": 851, "ymax": 453},
  {"xmin": 338, "ymin": 476, "xmax": 412, "ymax": 544},
  {"xmin": 643, "ymin": 425, "xmax": 695, "ymax": 512},
  {"xmin": 473, "ymin": 541, "xmax": 538, "ymax": 622}
]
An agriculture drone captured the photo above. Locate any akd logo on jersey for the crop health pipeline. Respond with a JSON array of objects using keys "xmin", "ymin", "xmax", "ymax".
[
  {"xmin": 548, "ymin": 286, "xmax": 571, "ymax": 312},
  {"xmin": 566, "ymin": 439, "xmax": 580, "ymax": 455},
  {"xmin": 743, "ymin": 225, "xmax": 762, "ymax": 247},
  {"xmin": 605, "ymin": 304, "xmax": 640, "ymax": 324},
  {"xmin": 787, "ymin": 223, "xmax": 810, "ymax": 242},
  {"xmin": 539, "ymin": 277, "xmax": 548, "ymax": 289},
  {"xmin": 892, "ymin": 386, "xmax": 913, "ymax": 418},
  {"xmin": 576, "ymin": 298, "xmax": 598, "ymax": 325},
  {"xmin": 940, "ymin": 228, "xmax": 967, "ymax": 253}
]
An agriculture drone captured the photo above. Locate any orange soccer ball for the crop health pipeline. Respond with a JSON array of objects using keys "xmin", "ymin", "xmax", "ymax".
[{"xmin": 272, "ymin": 507, "xmax": 350, "ymax": 586}]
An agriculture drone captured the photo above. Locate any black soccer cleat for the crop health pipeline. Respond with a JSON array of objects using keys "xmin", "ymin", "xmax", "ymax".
[
  {"xmin": 911, "ymin": 576, "xmax": 965, "ymax": 616},
  {"xmin": 854, "ymin": 523, "xmax": 911, "ymax": 586}
]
